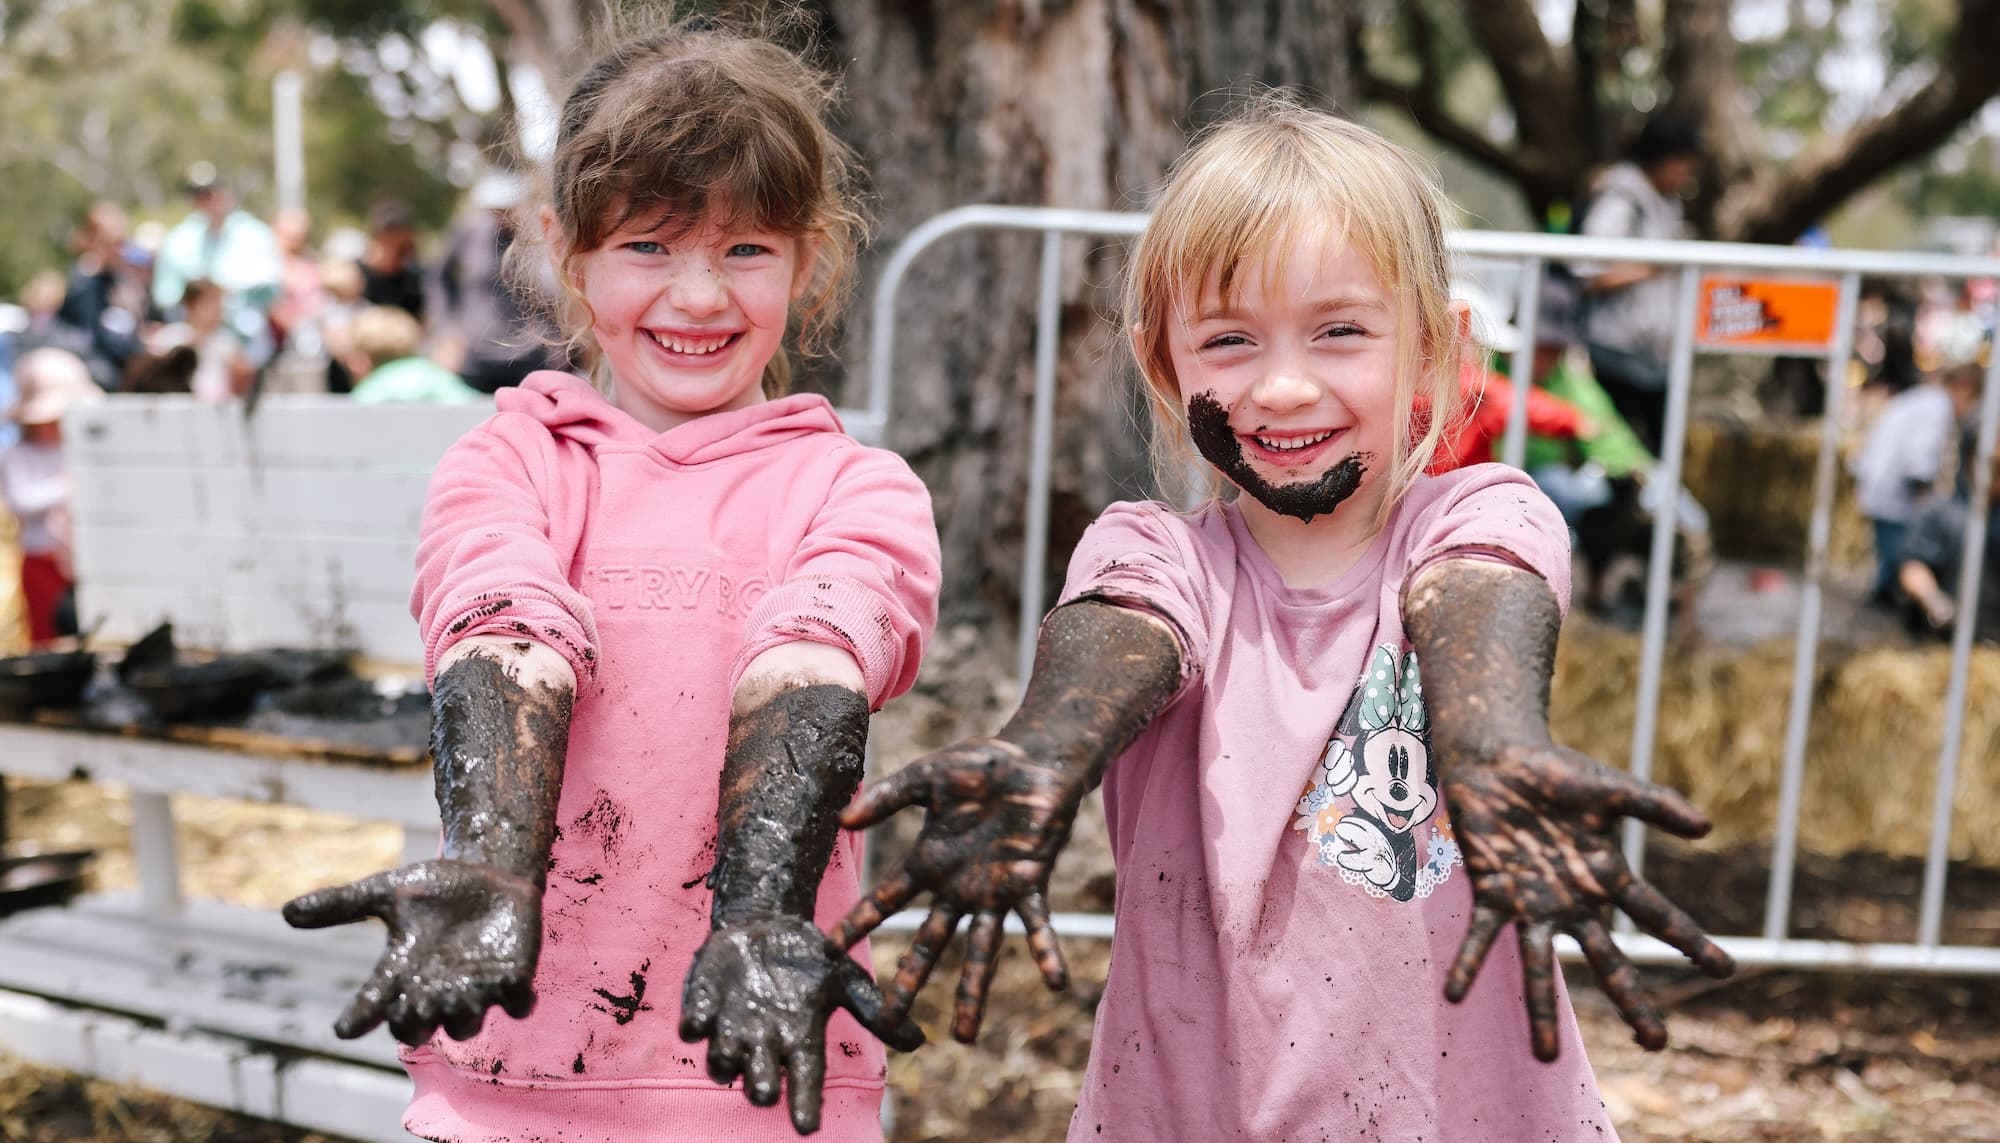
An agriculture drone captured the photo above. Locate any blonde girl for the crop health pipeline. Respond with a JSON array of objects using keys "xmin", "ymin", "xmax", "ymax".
[{"xmin": 832, "ymin": 95, "xmax": 1731, "ymax": 1141}]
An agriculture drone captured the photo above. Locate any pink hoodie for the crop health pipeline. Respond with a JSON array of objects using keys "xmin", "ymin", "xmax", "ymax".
[{"xmin": 401, "ymin": 371, "xmax": 940, "ymax": 1142}]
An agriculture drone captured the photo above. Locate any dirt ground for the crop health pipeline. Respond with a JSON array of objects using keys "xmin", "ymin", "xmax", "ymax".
[{"xmin": 0, "ymin": 622, "xmax": 1997, "ymax": 1141}]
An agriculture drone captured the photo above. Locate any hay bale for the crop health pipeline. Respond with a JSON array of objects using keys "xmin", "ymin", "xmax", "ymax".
[
  {"xmin": 1681, "ymin": 420, "xmax": 1873, "ymax": 570},
  {"xmin": 1552, "ymin": 622, "xmax": 2000, "ymax": 867}
]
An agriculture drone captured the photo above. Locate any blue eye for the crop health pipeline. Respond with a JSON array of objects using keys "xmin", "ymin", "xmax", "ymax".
[
  {"xmin": 1202, "ymin": 333, "xmax": 1249, "ymax": 350},
  {"xmin": 728, "ymin": 242, "xmax": 770, "ymax": 257},
  {"xmin": 624, "ymin": 241, "xmax": 663, "ymax": 255}
]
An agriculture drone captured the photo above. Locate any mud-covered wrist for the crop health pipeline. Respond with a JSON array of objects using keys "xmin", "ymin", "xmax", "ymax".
[
  {"xmin": 430, "ymin": 648, "xmax": 573, "ymax": 887},
  {"xmin": 708, "ymin": 684, "xmax": 869, "ymax": 928},
  {"xmin": 1404, "ymin": 559, "xmax": 1561, "ymax": 768}
]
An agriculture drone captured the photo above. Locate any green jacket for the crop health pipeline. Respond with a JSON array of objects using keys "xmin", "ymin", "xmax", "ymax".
[
  {"xmin": 1517, "ymin": 358, "xmax": 1652, "ymax": 477},
  {"xmin": 351, "ymin": 357, "xmax": 486, "ymax": 406}
]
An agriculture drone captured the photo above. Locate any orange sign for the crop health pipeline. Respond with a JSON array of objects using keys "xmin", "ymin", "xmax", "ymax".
[{"xmin": 1695, "ymin": 277, "xmax": 1842, "ymax": 354}]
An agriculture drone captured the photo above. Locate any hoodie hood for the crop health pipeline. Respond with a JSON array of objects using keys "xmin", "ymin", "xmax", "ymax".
[{"xmin": 499, "ymin": 370, "xmax": 848, "ymax": 463}]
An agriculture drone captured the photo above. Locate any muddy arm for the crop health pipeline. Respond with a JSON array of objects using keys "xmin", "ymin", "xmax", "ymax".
[
  {"xmin": 1404, "ymin": 558, "xmax": 1733, "ymax": 1061},
  {"xmin": 283, "ymin": 636, "xmax": 574, "ymax": 1046},
  {"xmin": 830, "ymin": 599, "xmax": 1182, "ymax": 1043},
  {"xmin": 679, "ymin": 642, "xmax": 923, "ymax": 1136}
]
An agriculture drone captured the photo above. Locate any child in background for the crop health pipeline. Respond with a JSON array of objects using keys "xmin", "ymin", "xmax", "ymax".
[
  {"xmin": 343, "ymin": 306, "xmax": 484, "ymax": 406},
  {"xmin": 153, "ymin": 278, "xmax": 251, "ymax": 402},
  {"xmin": 283, "ymin": 18, "xmax": 940, "ymax": 1142},
  {"xmin": 833, "ymin": 97, "xmax": 1732, "ymax": 1141},
  {"xmin": 1, "ymin": 348, "xmax": 102, "ymax": 646}
]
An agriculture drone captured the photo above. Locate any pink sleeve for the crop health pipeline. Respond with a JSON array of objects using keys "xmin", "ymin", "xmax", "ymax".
[
  {"xmin": 411, "ymin": 417, "xmax": 600, "ymax": 688},
  {"xmin": 1055, "ymin": 502, "xmax": 1209, "ymax": 699},
  {"xmin": 1402, "ymin": 468, "xmax": 1574, "ymax": 615},
  {"xmin": 729, "ymin": 446, "xmax": 941, "ymax": 710}
]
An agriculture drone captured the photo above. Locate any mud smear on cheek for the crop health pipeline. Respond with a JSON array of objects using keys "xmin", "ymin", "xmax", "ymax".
[{"xmin": 1185, "ymin": 391, "xmax": 1372, "ymax": 523}]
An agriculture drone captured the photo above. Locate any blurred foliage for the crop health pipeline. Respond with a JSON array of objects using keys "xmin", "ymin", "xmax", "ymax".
[
  {"xmin": 1359, "ymin": 0, "xmax": 2000, "ymax": 241},
  {"xmin": 4, "ymin": 0, "xmax": 1997, "ymax": 298}
]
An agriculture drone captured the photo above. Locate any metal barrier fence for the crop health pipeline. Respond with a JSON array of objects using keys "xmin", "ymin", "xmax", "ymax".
[{"xmin": 851, "ymin": 204, "xmax": 2000, "ymax": 973}]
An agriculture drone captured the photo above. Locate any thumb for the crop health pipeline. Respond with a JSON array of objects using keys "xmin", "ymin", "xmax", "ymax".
[{"xmin": 837, "ymin": 961, "xmax": 926, "ymax": 1053}]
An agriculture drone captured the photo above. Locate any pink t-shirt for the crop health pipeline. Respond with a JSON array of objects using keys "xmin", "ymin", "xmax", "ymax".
[
  {"xmin": 400, "ymin": 372, "xmax": 941, "ymax": 1142},
  {"xmin": 1058, "ymin": 464, "xmax": 1613, "ymax": 1142}
]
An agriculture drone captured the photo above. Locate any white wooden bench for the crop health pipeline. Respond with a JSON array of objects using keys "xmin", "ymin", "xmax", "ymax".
[{"xmin": 0, "ymin": 395, "xmax": 490, "ymax": 1141}]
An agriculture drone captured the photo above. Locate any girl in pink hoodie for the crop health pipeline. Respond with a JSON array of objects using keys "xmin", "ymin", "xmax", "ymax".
[{"xmin": 284, "ymin": 20, "xmax": 940, "ymax": 1142}]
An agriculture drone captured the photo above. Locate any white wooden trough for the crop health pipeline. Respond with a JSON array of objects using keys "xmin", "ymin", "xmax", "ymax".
[{"xmin": 0, "ymin": 395, "xmax": 490, "ymax": 1141}]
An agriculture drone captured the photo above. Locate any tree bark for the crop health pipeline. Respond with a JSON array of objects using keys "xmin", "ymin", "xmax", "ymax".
[{"xmin": 788, "ymin": 0, "xmax": 1356, "ymax": 626}]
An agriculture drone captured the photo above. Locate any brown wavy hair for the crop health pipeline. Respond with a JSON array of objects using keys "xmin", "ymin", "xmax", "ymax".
[{"xmin": 524, "ymin": 13, "xmax": 866, "ymax": 397}]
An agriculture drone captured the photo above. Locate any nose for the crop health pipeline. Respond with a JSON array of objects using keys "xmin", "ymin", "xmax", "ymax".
[
  {"xmin": 1246, "ymin": 356, "xmax": 1322, "ymax": 414},
  {"xmin": 1389, "ymin": 781, "xmax": 1408, "ymax": 803},
  {"xmin": 665, "ymin": 257, "xmax": 727, "ymax": 318}
]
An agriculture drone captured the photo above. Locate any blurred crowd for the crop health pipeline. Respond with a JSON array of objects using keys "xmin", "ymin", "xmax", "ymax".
[
  {"xmin": 0, "ymin": 163, "xmax": 566, "ymax": 649},
  {"xmin": 0, "ymin": 162, "xmax": 562, "ymax": 412}
]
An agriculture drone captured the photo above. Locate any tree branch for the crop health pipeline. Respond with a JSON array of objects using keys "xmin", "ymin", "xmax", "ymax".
[
  {"xmin": 1462, "ymin": 0, "xmax": 1577, "ymax": 151},
  {"xmin": 1716, "ymin": 12, "xmax": 2000, "ymax": 244},
  {"xmin": 1357, "ymin": 68, "xmax": 1536, "ymax": 189}
]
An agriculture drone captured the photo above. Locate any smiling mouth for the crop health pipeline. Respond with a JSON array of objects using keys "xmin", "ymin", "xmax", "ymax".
[
  {"xmin": 645, "ymin": 330, "xmax": 740, "ymax": 357},
  {"xmin": 1386, "ymin": 809, "xmax": 1412, "ymax": 831},
  {"xmin": 1251, "ymin": 429, "xmax": 1337, "ymax": 453}
]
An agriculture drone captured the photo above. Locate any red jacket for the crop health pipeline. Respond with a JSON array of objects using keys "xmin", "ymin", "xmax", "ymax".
[{"xmin": 1427, "ymin": 365, "xmax": 1584, "ymax": 474}]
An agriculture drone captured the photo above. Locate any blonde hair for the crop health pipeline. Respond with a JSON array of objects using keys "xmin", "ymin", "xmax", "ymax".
[
  {"xmin": 349, "ymin": 305, "xmax": 425, "ymax": 368},
  {"xmin": 1124, "ymin": 94, "xmax": 1464, "ymax": 519},
  {"xmin": 523, "ymin": 11, "xmax": 866, "ymax": 398}
]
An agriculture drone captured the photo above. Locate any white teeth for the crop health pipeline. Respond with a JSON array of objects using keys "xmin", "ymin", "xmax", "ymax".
[
  {"xmin": 1254, "ymin": 430, "xmax": 1334, "ymax": 451},
  {"xmin": 649, "ymin": 331, "xmax": 730, "ymax": 356}
]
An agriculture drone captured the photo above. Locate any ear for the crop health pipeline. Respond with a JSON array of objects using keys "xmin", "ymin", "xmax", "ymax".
[{"xmin": 1450, "ymin": 297, "xmax": 1473, "ymax": 342}]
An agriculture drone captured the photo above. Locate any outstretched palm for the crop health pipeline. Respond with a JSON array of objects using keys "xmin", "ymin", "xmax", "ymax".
[
  {"xmin": 1441, "ymin": 742, "xmax": 1735, "ymax": 1061},
  {"xmin": 283, "ymin": 859, "xmax": 541, "ymax": 1046},
  {"xmin": 829, "ymin": 738, "xmax": 1080, "ymax": 1042}
]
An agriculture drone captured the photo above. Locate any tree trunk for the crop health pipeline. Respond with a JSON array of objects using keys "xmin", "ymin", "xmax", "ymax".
[{"xmin": 790, "ymin": 0, "xmax": 1357, "ymax": 627}]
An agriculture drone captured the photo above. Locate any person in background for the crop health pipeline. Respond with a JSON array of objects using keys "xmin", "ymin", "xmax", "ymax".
[
  {"xmin": 344, "ymin": 306, "xmax": 484, "ymax": 406},
  {"xmin": 1851, "ymin": 363, "xmax": 1960, "ymax": 607},
  {"xmin": 357, "ymin": 199, "xmax": 426, "ymax": 322},
  {"xmin": 427, "ymin": 170, "xmax": 562, "ymax": 393},
  {"xmin": 58, "ymin": 202, "xmax": 145, "ymax": 387},
  {"xmin": 150, "ymin": 163, "xmax": 281, "ymax": 363},
  {"xmin": 318, "ymin": 258, "xmax": 367, "ymax": 395},
  {"xmin": 267, "ymin": 206, "xmax": 325, "ymax": 353},
  {"xmin": 1899, "ymin": 426, "xmax": 2000, "ymax": 642},
  {"xmin": 1576, "ymin": 113, "xmax": 1704, "ymax": 454},
  {"xmin": 1425, "ymin": 280, "xmax": 1588, "ymax": 474},
  {"xmin": 153, "ymin": 279, "xmax": 251, "ymax": 403},
  {"xmin": 1, "ymin": 348, "xmax": 103, "ymax": 647}
]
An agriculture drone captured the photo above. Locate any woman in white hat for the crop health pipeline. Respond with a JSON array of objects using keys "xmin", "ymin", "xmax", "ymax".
[{"xmin": 2, "ymin": 347, "xmax": 102, "ymax": 645}]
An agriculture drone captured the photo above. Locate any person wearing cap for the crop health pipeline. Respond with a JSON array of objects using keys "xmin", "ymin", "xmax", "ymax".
[
  {"xmin": 150, "ymin": 163, "xmax": 282, "ymax": 362},
  {"xmin": 1574, "ymin": 112, "xmax": 1705, "ymax": 454},
  {"xmin": 1, "ymin": 348, "xmax": 103, "ymax": 646},
  {"xmin": 1427, "ymin": 280, "xmax": 1590, "ymax": 474},
  {"xmin": 1475, "ymin": 277, "xmax": 1713, "ymax": 627}
]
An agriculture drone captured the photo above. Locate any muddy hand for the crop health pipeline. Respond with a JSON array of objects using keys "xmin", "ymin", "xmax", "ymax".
[
  {"xmin": 283, "ymin": 859, "xmax": 541, "ymax": 1046},
  {"xmin": 682, "ymin": 913, "xmax": 922, "ymax": 1135},
  {"xmin": 831, "ymin": 739, "xmax": 1082, "ymax": 1043},
  {"xmin": 1440, "ymin": 743, "xmax": 1735, "ymax": 1060}
]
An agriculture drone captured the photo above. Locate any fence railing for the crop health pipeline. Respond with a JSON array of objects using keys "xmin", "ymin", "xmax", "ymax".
[{"xmin": 849, "ymin": 204, "xmax": 2000, "ymax": 972}]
